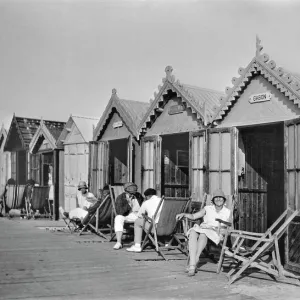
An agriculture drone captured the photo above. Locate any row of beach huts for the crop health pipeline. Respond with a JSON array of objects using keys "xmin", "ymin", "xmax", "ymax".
[{"xmin": 0, "ymin": 41, "xmax": 300, "ymax": 273}]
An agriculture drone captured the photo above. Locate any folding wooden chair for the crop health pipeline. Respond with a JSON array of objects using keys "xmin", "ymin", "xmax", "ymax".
[
  {"xmin": 59, "ymin": 209, "xmax": 82, "ymax": 233},
  {"xmin": 5, "ymin": 185, "xmax": 16, "ymax": 210},
  {"xmin": 141, "ymin": 196, "xmax": 191, "ymax": 261},
  {"xmin": 30, "ymin": 186, "xmax": 51, "ymax": 218},
  {"xmin": 79, "ymin": 194, "xmax": 112, "ymax": 239},
  {"xmin": 217, "ymin": 209, "xmax": 300, "ymax": 285}
]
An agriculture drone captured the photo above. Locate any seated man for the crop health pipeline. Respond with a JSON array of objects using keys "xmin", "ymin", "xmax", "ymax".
[
  {"xmin": 59, "ymin": 181, "xmax": 97, "ymax": 226},
  {"xmin": 82, "ymin": 185, "xmax": 110, "ymax": 226},
  {"xmin": 113, "ymin": 182, "xmax": 144, "ymax": 250},
  {"xmin": 126, "ymin": 188, "xmax": 162, "ymax": 253}
]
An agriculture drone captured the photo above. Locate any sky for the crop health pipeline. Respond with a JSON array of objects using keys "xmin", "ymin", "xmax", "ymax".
[{"xmin": 1, "ymin": 0, "xmax": 300, "ymax": 129}]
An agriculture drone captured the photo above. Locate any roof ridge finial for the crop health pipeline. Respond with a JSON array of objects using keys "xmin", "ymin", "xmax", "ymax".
[
  {"xmin": 256, "ymin": 35, "xmax": 263, "ymax": 57},
  {"xmin": 112, "ymin": 88, "xmax": 117, "ymax": 96},
  {"xmin": 165, "ymin": 66, "xmax": 175, "ymax": 83}
]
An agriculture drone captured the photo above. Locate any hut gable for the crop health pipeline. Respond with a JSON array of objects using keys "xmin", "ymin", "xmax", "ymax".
[
  {"xmin": 64, "ymin": 122, "xmax": 85, "ymax": 144},
  {"xmin": 212, "ymin": 37, "xmax": 300, "ymax": 126},
  {"xmin": 138, "ymin": 66, "xmax": 224, "ymax": 137},
  {"xmin": 29, "ymin": 119, "xmax": 65, "ymax": 153},
  {"xmin": 0, "ymin": 126, "xmax": 7, "ymax": 151},
  {"xmin": 93, "ymin": 89, "xmax": 150, "ymax": 141},
  {"xmin": 4, "ymin": 115, "xmax": 41, "ymax": 151}
]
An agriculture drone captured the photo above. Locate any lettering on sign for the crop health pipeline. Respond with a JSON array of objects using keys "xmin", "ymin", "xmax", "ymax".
[
  {"xmin": 113, "ymin": 121, "xmax": 123, "ymax": 128},
  {"xmin": 168, "ymin": 104, "xmax": 185, "ymax": 115},
  {"xmin": 249, "ymin": 92, "xmax": 272, "ymax": 104}
]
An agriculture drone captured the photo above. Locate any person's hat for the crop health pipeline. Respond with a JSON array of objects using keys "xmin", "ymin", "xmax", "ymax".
[
  {"xmin": 211, "ymin": 189, "xmax": 226, "ymax": 204},
  {"xmin": 124, "ymin": 182, "xmax": 138, "ymax": 194},
  {"xmin": 78, "ymin": 181, "xmax": 88, "ymax": 191}
]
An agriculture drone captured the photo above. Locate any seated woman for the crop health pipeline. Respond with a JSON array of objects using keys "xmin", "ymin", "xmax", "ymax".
[
  {"xmin": 176, "ymin": 189, "xmax": 231, "ymax": 276},
  {"xmin": 59, "ymin": 181, "xmax": 97, "ymax": 226}
]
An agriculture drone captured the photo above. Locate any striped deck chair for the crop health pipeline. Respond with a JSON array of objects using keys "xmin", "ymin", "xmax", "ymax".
[
  {"xmin": 79, "ymin": 194, "xmax": 112, "ymax": 239},
  {"xmin": 217, "ymin": 209, "xmax": 300, "ymax": 285},
  {"xmin": 30, "ymin": 186, "xmax": 51, "ymax": 217},
  {"xmin": 141, "ymin": 196, "xmax": 191, "ymax": 261},
  {"xmin": 14, "ymin": 185, "xmax": 26, "ymax": 210},
  {"xmin": 5, "ymin": 185, "xmax": 16, "ymax": 210}
]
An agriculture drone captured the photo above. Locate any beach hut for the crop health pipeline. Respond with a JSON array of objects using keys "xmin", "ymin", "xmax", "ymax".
[
  {"xmin": 29, "ymin": 119, "xmax": 65, "ymax": 219},
  {"xmin": 0, "ymin": 125, "xmax": 11, "ymax": 197},
  {"xmin": 90, "ymin": 89, "xmax": 149, "ymax": 194},
  {"xmin": 4, "ymin": 115, "xmax": 42, "ymax": 185},
  {"xmin": 210, "ymin": 38, "xmax": 300, "ymax": 273},
  {"xmin": 137, "ymin": 66, "xmax": 223, "ymax": 198},
  {"xmin": 56, "ymin": 115, "xmax": 99, "ymax": 212}
]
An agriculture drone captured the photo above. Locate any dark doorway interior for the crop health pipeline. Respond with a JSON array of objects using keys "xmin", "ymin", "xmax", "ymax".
[
  {"xmin": 238, "ymin": 123, "xmax": 285, "ymax": 234},
  {"xmin": 109, "ymin": 139, "xmax": 128, "ymax": 185},
  {"xmin": 42, "ymin": 152, "xmax": 53, "ymax": 186},
  {"xmin": 162, "ymin": 133, "xmax": 189, "ymax": 198},
  {"xmin": 17, "ymin": 150, "xmax": 27, "ymax": 185}
]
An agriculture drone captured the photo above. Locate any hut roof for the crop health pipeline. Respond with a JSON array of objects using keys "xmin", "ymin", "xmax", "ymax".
[
  {"xmin": 93, "ymin": 89, "xmax": 150, "ymax": 140},
  {"xmin": 72, "ymin": 115, "xmax": 99, "ymax": 143},
  {"xmin": 29, "ymin": 119, "xmax": 66, "ymax": 152},
  {"xmin": 212, "ymin": 37, "xmax": 300, "ymax": 123},
  {"xmin": 138, "ymin": 66, "xmax": 224, "ymax": 137},
  {"xmin": 0, "ymin": 125, "xmax": 8, "ymax": 150}
]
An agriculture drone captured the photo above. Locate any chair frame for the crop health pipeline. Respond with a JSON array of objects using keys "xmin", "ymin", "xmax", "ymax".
[
  {"xmin": 141, "ymin": 196, "xmax": 191, "ymax": 261},
  {"xmin": 217, "ymin": 209, "xmax": 300, "ymax": 285}
]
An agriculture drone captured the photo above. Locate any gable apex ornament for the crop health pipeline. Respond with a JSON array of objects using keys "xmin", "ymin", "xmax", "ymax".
[
  {"xmin": 256, "ymin": 35, "xmax": 263, "ymax": 57},
  {"xmin": 112, "ymin": 88, "xmax": 117, "ymax": 96},
  {"xmin": 165, "ymin": 66, "xmax": 175, "ymax": 83}
]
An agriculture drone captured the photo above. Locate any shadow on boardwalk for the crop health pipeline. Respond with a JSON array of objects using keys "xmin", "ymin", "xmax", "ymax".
[{"xmin": 0, "ymin": 217, "xmax": 299, "ymax": 300}]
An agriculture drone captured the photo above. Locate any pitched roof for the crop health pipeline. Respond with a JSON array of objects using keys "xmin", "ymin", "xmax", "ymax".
[
  {"xmin": 138, "ymin": 66, "xmax": 224, "ymax": 136},
  {"xmin": 93, "ymin": 89, "xmax": 150, "ymax": 140},
  {"xmin": 4, "ymin": 115, "xmax": 65, "ymax": 151},
  {"xmin": 29, "ymin": 119, "xmax": 66, "ymax": 152},
  {"xmin": 72, "ymin": 115, "xmax": 99, "ymax": 142},
  {"xmin": 0, "ymin": 125, "xmax": 7, "ymax": 150},
  {"xmin": 212, "ymin": 38, "xmax": 300, "ymax": 123}
]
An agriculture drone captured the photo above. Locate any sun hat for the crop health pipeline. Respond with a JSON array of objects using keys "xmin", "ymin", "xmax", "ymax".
[
  {"xmin": 78, "ymin": 181, "xmax": 88, "ymax": 191},
  {"xmin": 211, "ymin": 189, "xmax": 226, "ymax": 204},
  {"xmin": 124, "ymin": 182, "xmax": 138, "ymax": 194}
]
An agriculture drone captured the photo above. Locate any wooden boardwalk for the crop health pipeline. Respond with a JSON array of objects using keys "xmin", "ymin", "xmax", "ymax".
[{"xmin": 0, "ymin": 218, "xmax": 299, "ymax": 300}]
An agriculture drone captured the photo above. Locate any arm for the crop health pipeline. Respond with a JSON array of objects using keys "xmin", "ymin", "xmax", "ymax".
[{"xmin": 176, "ymin": 208, "xmax": 206, "ymax": 221}]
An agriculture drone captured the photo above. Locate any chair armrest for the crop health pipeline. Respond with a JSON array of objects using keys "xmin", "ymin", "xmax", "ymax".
[
  {"xmin": 228, "ymin": 229, "xmax": 265, "ymax": 236},
  {"xmin": 215, "ymin": 218, "xmax": 231, "ymax": 227},
  {"xmin": 141, "ymin": 213, "xmax": 153, "ymax": 223}
]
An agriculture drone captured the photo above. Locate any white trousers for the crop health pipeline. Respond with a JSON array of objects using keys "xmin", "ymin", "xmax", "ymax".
[
  {"xmin": 69, "ymin": 208, "xmax": 88, "ymax": 221},
  {"xmin": 114, "ymin": 213, "xmax": 138, "ymax": 232}
]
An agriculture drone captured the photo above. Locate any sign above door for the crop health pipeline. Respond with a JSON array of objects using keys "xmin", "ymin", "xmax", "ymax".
[{"xmin": 249, "ymin": 92, "xmax": 272, "ymax": 104}]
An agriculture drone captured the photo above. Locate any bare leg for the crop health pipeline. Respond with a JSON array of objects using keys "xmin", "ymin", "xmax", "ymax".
[
  {"xmin": 195, "ymin": 233, "xmax": 208, "ymax": 263},
  {"xmin": 188, "ymin": 229, "xmax": 200, "ymax": 267}
]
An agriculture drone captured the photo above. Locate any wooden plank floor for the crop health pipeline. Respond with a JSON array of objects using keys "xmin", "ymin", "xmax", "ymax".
[{"xmin": 0, "ymin": 218, "xmax": 299, "ymax": 300}]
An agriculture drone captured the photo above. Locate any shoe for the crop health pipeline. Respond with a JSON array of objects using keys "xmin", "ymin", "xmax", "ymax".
[
  {"xmin": 63, "ymin": 212, "xmax": 69, "ymax": 218},
  {"xmin": 187, "ymin": 265, "xmax": 197, "ymax": 277},
  {"xmin": 113, "ymin": 242, "xmax": 123, "ymax": 250},
  {"xmin": 126, "ymin": 245, "xmax": 142, "ymax": 253},
  {"xmin": 59, "ymin": 207, "xmax": 69, "ymax": 218}
]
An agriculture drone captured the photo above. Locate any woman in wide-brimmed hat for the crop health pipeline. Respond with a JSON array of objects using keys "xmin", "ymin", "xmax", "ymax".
[
  {"xmin": 59, "ymin": 181, "xmax": 97, "ymax": 223},
  {"xmin": 113, "ymin": 182, "xmax": 144, "ymax": 250},
  {"xmin": 176, "ymin": 189, "xmax": 231, "ymax": 276}
]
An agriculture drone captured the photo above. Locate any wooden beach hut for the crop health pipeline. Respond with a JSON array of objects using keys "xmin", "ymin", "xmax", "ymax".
[
  {"xmin": 0, "ymin": 125, "xmax": 11, "ymax": 197},
  {"xmin": 137, "ymin": 66, "xmax": 223, "ymax": 198},
  {"xmin": 29, "ymin": 119, "xmax": 65, "ymax": 220},
  {"xmin": 90, "ymin": 89, "xmax": 149, "ymax": 194},
  {"xmin": 56, "ymin": 115, "xmax": 99, "ymax": 212},
  {"xmin": 210, "ymin": 38, "xmax": 300, "ymax": 273}
]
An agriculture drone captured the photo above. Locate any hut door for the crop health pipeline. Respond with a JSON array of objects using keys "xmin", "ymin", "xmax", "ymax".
[
  {"xmin": 189, "ymin": 130, "xmax": 207, "ymax": 202},
  {"xmin": 89, "ymin": 141, "xmax": 109, "ymax": 196},
  {"xmin": 207, "ymin": 127, "xmax": 237, "ymax": 196},
  {"xmin": 127, "ymin": 135, "xmax": 133, "ymax": 182},
  {"xmin": 284, "ymin": 117, "xmax": 300, "ymax": 274},
  {"xmin": 141, "ymin": 135, "xmax": 161, "ymax": 195}
]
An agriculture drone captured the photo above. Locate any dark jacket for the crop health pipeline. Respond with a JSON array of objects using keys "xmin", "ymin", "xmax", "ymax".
[{"xmin": 115, "ymin": 192, "xmax": 144, "ymax": 216}]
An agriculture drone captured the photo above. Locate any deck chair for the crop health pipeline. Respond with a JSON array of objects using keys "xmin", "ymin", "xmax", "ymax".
[
  {"xmin": 14, "ymin": 185, "xmax": 26, "ymax": 209},
  {"xmin": 30, "ymin": 186, "xmax": 51, "ymax": 218},
  {"xmin": 217, "ymin": 209, "xmax": 300, "ymax": 285},
  {"xmin": 79, "ymin": 194, "xmax": 112, "ymax": 239},
  {"xmin": 183, "ymin": 193, "xmax": 236, "ymax": 266},
  {"xmin": 5, "ymin": 185, "xmax": 16, "ymax": 210},
  {"xmin": 109, "ymin": 184, "xmax": 128, "ymax": 241},
  {"xmin": 141, "ymin": 196, "xmax": 191, "ymax": 261},
  {"xmin": 59, "ymin": 207, "xmax": 82, "ymax": 233}
]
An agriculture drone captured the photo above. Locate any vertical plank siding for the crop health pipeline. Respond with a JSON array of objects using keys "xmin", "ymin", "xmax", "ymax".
[
  {"xmin": 285, "ymin": 118, "xmax": 300, "ymax": 273},
  {"xmin": 189, "ymin": 131, "xmax": 206, "ymax": 202}
]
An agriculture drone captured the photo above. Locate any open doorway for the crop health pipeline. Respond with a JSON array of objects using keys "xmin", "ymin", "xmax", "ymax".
[
  {"xmin": 161, "ymin": 133, "xmax": 189, "ymax": 197},
  {"xmin": 109, "ymin": 139, "xmax": 128, "ymax": 185},
  {"xmin": 237, "ymin": 123, "xmax": 285, "ymax": 233}
]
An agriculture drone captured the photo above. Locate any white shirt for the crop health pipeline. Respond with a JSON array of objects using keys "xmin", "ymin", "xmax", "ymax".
[
  {"xmin": 137, "ymin": 195, "xmax": 163, "ymax": 223},
  {"xmin": 77, "ymin": 191, "xmax": 97, "ymax": 209},
  {"xmin": 202, "ymin": 205, "xmax": 230, "ymax": 227}
]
